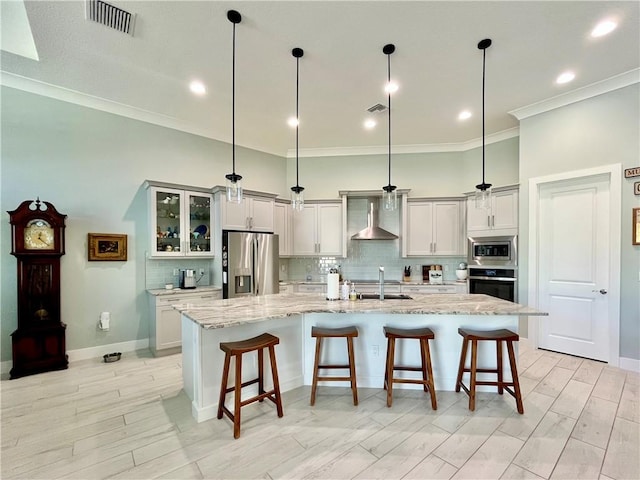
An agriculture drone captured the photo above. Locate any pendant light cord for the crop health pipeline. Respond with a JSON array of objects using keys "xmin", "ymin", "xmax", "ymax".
[
  {"xmin": 231, "ymin": 21, "xmax": 236, "ymax": 175},
  {"xmin": 387, "ymin": 52, "xmax": 392, "ymax": 187},
  {"xmin": 481, "ymin": 45, "xmax": 486, "ymax": 186},
  {"xmin": 295, "ymin": 54, "xmax": 300, "ymax": 188}
]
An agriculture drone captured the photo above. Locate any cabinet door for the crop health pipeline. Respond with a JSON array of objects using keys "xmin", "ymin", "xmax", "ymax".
[
  {"xmin": 220, "ymin": 196, "xmax": 249, "ymax": 230},
  {"xmin": 250, "ymin": 197, "xmax": 274, "ymax": 232},
  {"xmin": 406, "ymin": 202, "xmax": 434, "ymax": 256},
  {"xmin": 432, "ymin": 202, "xmax": 462, "ymax": 255},
  {"xmin": 185, "ymin": 191, "xmax": 213, "ymax": 256},
  {"xmin": 274, "ymin": 203, "xmax": 291, "ymax": 256},
  {"xmin": 155, "ymin": 305, "xmax": 182, "ymax": 351},
  {"xmin": 292, "ymin": 205, "xmax": 317, "ymax": 255},
  {"xmin": 467, "ymin": 198, "xmax": 491, "ymax": 232},
  {"xmin": 317, "ymin": 204, "xmax": 342, "ymax": 256},
  {"xmin": 492, "ymin": 190, "xmax": 518, "ymax": 230},
  {"xmin": 150, "ymin": 187, "xmax": 185, "ymax": 257}
]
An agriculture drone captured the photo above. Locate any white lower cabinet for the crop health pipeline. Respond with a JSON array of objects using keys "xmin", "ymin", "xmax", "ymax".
[
  {"xmin": 352, "ymin": 284, "xmax": 401, "ymax": 295},
  {"xmin": 401, "ymin": 284, "xmax": 457, "ymax": 294},
  {"xmin": 294, "ymin": 283, "xmax": 326, "ymax": 294},
  {"xmin": 278, "ymin": 283, "xmax": 294, "ymax": 294},
  {"xmin": 148, "ymin": 289, "xmax": 221, "ymax": 356}
]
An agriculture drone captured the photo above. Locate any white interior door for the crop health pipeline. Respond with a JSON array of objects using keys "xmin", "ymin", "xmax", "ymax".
[{"xmin": 537, "ymin": 174, "xmax": 610, "ymax": 361}]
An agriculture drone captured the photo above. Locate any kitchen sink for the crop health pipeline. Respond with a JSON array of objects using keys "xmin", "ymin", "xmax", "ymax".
[{"xmin": 357, "ymin": 294, "xmax": 413, "ymax": 300}]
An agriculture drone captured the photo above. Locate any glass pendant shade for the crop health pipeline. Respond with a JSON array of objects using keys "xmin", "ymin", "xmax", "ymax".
[
  {"xmin": 382, "ymin": 185, "xmax": 397, "ymax": 211},
  {"xmin": 474, "ymin": 184, "xmax": 492, "ymax": 210},
  {"xmin": 291, "ymin": 186, "xmax": 305, "ymax": 211},
  {"xmin": 225, "ymin": 173, "xmax": 243, "ymax": 204}
]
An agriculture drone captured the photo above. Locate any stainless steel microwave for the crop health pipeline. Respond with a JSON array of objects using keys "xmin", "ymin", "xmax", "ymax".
[{"xmin": 467, "ymin": 235, "xmax": 517, "ymax": 267}]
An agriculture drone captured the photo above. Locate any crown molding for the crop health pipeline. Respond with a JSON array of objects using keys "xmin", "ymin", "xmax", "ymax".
[
  {"xmin": 0, "ymin": 71, "xmax": 284, "ymax": 157},
  {"xmin": 509, "ymin": 68, "xmax": 640, "ymax": 121},
  {"xmin": 286, "ymin": 127, "xmax": 520, "ymax": 158}
]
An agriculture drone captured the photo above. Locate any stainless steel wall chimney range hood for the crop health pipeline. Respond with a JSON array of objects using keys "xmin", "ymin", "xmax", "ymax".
[{"xmin": 351, "ymin": 197, "xmax": 398, "ymax": 240}]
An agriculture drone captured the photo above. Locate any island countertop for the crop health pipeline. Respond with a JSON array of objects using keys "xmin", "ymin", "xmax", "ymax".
[{"xmin": 176, "ymin": 293, "xmax": 546, "ymax": 330}]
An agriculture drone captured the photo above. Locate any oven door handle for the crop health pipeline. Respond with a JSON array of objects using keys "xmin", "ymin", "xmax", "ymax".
[{"xmin": 468, "ymin": 276, "xmax": 516, "ymax": 282}]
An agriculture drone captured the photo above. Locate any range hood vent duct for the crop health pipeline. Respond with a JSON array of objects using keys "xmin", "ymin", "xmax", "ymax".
[
  {"xmin": 351, "ymin": 198, "xmax": 398, "ymax": 240},
  {"xmin": 86, "ymin": 0, "xmax": 136, "ymax": 36}
]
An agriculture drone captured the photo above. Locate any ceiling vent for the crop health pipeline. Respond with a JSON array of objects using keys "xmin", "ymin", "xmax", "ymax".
[
  {"xmin": 367, "ymin": 103, "xmax": 388, "ymax": 113},
  {"xmin": 85, "ymin": 0, "xmax": 136, "ymax": 36}
]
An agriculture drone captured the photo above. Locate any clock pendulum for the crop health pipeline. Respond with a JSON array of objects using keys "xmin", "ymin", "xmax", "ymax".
[{"xmin": 7, "ymin": 198, "xmax": 68, "ymax": 379}]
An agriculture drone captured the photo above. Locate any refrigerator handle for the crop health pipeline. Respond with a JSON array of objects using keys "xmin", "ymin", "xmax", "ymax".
[{"xmin": 253, "ymin": 236, "xmax": 259, "ymax": 295}]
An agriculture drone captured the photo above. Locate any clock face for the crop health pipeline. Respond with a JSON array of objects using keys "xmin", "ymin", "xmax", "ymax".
[{"xmin": 24, "ymin": 219, "xmax": 55, "ymax": 250}]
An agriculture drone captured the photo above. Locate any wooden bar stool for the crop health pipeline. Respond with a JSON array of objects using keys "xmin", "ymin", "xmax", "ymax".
[
  {"xmin": 455, "ymin": 328, "xmax": 524, "ymax": 414},
  {"xmin": 217, "ymin": 333, "xmax": 283, "ymax": 438},
  {"xmin": 383, "ymin": 326, "xmax": 437, "ymax": 409},
  {"xmin": 310, "ymin": 326, "xmax": 359, "ymax": 406}
]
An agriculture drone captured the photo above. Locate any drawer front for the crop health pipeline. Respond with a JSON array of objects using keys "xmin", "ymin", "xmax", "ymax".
[
  {"xmin": 155, "ymin": 291, "xmax": 221, "ymax": 306},
  {"xmin": 401, "ymin": 285, "xmax": 456, "ymax": 294},
  {"xmin": 353, "ymin": 284, "xmax": 401, "ymax": 294},
  {"xmin": 295, "ymin": 284, "xmax": 326, "ymax": 293}
]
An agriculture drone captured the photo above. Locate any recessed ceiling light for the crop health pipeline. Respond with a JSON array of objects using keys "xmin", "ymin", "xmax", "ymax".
[
  {"xmin": 384, "ymin": 81, "xmax": 399, "ymax": 94},
  {"xmin": 591, "ymin": 19, "xmax": 617, "ymax": 38},
  {"xmin": 364, "ymin": 119, "xmax": 377, "ymax": 129},
  {"xmin": 189, "ymin": 80, "xmax": 206, "ymax": 95},
  {"xmin": 556, "ymin": 71, "xmax": 575, "ymax": 84},
  {"xmin": 458, "ymin": 110, "xmax": 472, "ymax": 120},
  {"xmin": 287, "ymin": 117, "xmax": 299, "ymax": 128}
]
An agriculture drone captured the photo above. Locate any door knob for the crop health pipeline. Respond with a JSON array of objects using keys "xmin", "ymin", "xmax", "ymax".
[{"xmin": 592, "ymin": 289, "xmax": 607, "ymax": 295}]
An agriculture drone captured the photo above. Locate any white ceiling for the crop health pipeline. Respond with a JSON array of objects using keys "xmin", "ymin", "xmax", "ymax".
[{"xmin": 1, "ymin": 1, "xmax": 638, "ymax": 157}]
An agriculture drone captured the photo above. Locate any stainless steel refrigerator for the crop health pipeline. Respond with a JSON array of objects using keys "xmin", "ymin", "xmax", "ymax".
[{"xmin": 222, "ymin": 231, "xmax": 279, "ymax": 299}]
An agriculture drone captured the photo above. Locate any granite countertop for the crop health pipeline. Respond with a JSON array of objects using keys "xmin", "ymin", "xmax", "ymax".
[
  {"xmin": 147, "ymin": 286, "xmax": 222, "ymax": 296},
  {"xmin": 175, "ymin": 293, "xmax": 547, "ymax": 330}
]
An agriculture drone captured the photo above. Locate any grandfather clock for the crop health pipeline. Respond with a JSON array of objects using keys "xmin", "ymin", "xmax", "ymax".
[{"xmin": 8, "ymin": 198, "xmax": 68, "ymax": 379}]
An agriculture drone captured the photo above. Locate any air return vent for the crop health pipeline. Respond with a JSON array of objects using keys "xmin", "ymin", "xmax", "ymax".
[
  {"xmin": 86, "ymin": 0, "xmax": 136, "ymax": 36},
  {"xmin": 367, "ymin": 103, "xmax": 387, "ymax": 113}
]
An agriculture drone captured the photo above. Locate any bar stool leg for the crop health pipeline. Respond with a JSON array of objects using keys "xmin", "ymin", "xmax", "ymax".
[
  {"xmin": 310, "ymin": 337, "xmax": 322, "ymax": 406},
  {"xmin": 496, "ymin": 340, "xmax": 504, "ymax": 395},
  {"xmin": 233, "ymin": 354, "xmax": 243, "ymax": 439},
  {"xmin": 268, "ymin": 345, "xmax": 284, "ymax": 417},
  {"xmin": 386, "ymin": 337, "xmax": 396, "ymax": 407},
  {"xmin": 469, "ymin": 340, "xmax": 478, "ymax": 411},
  {"xmin": 423, "ymin": 338, "xmax": 438, "ymax": 410},
  {"xmin": 217, "ymin": 352, "xmax": 231, "ymax": 419},
  {"xmin": 384, "ymin": 336, "xmax": 391, "ymax": 391},
  {"xmin": 419, "ymin": 338, "xmax": 428, "ymax": 392},
  {"xmin": 507, "ymin": 340, "xmax": 524, "ymax": 414},
  {"xmin": 455, "ymin": 337, "xmax": 469, "ymax": 392},
  {"xmin": 258, "ymin": 347, "xmax": 265, "ymax": 401},
  {"xmin": 347, "ymin": 337, "xmax": 358, "ymax": 406}
]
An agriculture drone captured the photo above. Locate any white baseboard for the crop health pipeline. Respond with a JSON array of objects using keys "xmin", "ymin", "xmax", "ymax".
[
  {"xmin": 1, "ymin": 338, "xmax": 150, "ymax": 375},
  {"xmin": 619, "ymin": 356, "xmax": 640, "ymax": 373}
]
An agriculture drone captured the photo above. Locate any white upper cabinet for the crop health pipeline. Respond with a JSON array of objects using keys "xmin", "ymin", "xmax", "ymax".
[
  {"xmin": 218, "ymin": 192, "xmax": 275, "ymax": 232},
  {"xmin": 145, "ymin": 182, "xmax": 214, "ymax": 258},
  {"xmin": 467, "ymin": 188, "xmax": 518, "ymax": 236},
  {"xmin": 292, "ymin": 202, "xmax": 343, "ymax": 256},
  {"xmin": 402, "ymin": 198, "xmax": 465, "ymax": 257},
  {"xmin": 274, "ymin": 201, "xmax": 292, "ymax": 257}
]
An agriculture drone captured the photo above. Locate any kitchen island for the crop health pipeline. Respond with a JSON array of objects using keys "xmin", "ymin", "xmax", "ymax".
[{"xmin": 178, "ymin": 293, "xmax": 545, "ymax": 422}]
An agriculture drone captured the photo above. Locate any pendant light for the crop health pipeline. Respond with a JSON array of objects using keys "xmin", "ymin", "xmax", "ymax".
[
  {"xmin": 225, "ymin": 10, "xmax": 243, "ymax": 204},
  {"xmin": 475, "ymin": 38, "xmax": 492, "ymax": 209},
  {"xmin": 290, "ymin": 48, "xmax": 305, "ymax": 211},
  {"xmin": 382, "ymin": 44, "xmax": 397, "ymax": 211}
]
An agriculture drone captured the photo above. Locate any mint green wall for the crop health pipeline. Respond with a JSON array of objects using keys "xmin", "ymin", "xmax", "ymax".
[
  {"xmin": 518, "ymin": 84, "xmax": 640, "ymax": 360},
  {"xmin": 288, "ymin": 136, "xmax": 519, "ymax": 199},
  {"xmin": 0, "ymin": 87, "xmax": 287, "ymax": 362}
]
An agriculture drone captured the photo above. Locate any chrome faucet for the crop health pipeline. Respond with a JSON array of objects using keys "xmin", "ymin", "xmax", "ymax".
[{"xmin": 379, "ymin": 266, "xmax": 385, "ymax": 300}]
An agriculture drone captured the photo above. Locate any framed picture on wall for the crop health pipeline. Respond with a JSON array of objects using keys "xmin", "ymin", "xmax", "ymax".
[
  {"xmin": 88, "ymin": 233, "xmax": 128, "ymax": 261},
  {"xmin": 633, "ymin": 208, "xmax": 640, "ymax": 246}
]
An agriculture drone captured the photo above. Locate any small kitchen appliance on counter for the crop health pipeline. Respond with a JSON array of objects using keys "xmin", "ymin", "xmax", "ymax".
[{"xmin": 180, "ymin": 269, "xmax": 197, "ymax": 289}]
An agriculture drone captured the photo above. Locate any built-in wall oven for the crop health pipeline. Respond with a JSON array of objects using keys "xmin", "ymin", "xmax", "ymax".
[{"xmin": 468, "ymin": 235, "xmax": 517, "ymax": 302}]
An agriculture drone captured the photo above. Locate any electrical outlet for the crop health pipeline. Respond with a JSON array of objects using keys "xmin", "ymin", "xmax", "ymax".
[
  {"xmin": 372, "ymin": 345, "xmax": 379, "ymax": 357},
  {"xmin": 199, "ymin": 268, "xmax": 205, "ymax": 275},
  {"xmin": 173, "ymin": 268, "xmax": 179, "ymax": 276}
]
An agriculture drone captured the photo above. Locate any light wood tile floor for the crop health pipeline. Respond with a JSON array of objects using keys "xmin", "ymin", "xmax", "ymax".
[{"xmin": 1, "ymin": 340, "xmax": 638, "ymax": 479}]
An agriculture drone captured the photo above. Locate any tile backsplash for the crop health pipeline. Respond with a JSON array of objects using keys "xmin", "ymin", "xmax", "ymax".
[
  {"xmin": 284, "ymin": 198, "xmax": 466, "ymax": 283},
  {"xmin": 145, "ymin": 257, "xmax": 214, "ymax": 289}
]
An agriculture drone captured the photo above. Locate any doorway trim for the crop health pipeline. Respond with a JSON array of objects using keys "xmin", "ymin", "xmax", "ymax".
[{"xmin": 527, "ymin": 164, "xmax": 622, "ymax": 366}]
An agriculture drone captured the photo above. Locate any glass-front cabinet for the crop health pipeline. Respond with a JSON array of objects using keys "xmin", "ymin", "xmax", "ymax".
[{"xmin": 145, "ymin": 181, "xmax": 214, "ymax": 258}]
